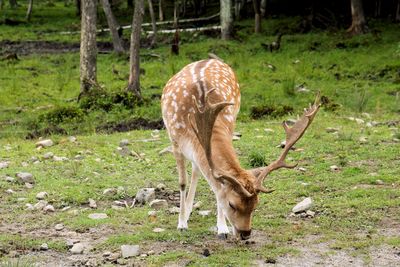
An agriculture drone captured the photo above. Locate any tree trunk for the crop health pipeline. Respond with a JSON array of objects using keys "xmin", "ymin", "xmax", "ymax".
[
  {"xmin": 347, "ymin": 0, "xmax": 368, "ymax": 35},
  {"xmin": 396, "ymin": 0, "xmax": 400, "ymax": 22},
  {"xmin": 80, "ymin": 0, "xmax": 98, "ymax": 95},
  {"xmin": 26, "ymin": 0, "xmax": 33, "ymax": 21},
  {"xmin": 127, "ymin": 0, "xmax": 144, "ymax": 98},
  {"xmin": 101, "ymin": 0, "xmax": 125, "ymax": 54},
  {"xmin": 158, "ymin": 0, "xmax": 164, "ymax": 21},
  {"xmin": 260, "ymin": 0, "xmax": 266, "ymax": 17},
  {"xmin": 220, "ymin": 0, "xmax": 233, "ymax": 40},
  {"xmin": 252, "ymin": 0, "xmax": 261, "ymax": 33},
  {"xmin": 9, "ymin": 0, "xmax": 17, "ymax": 8},
  {"xmin": 148, "ymin": 0, "xmax": 157, "ymax": 48}
]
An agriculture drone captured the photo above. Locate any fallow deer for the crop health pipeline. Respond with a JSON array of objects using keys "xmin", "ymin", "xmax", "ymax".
[{"xmin": 161, "ymin": 59, "xmax": 320, "ymax": 240}]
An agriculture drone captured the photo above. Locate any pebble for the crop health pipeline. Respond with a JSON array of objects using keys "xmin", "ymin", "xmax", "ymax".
[
  {"xmin": 5, "ymin": 176, "xmax": 15, "ymax": 182},
  {"xmin": 359, "ymin": 136, "xmax": 368, "ymax": 143},
  {"xmin": 326, "ymin": 127, "xmax": 339, "ymax": 133},
  {"xmin": 149, "ymin": 199, "xmax": 168, "ymax": 209},
  {"xmin": 198, "ymin": 210, "xmax": 212, "ymax": 217},
  {"xmin": 36, "ymin": 191, "xmax": 48, "ymax": 200},
  {"xmin": 148, "ymin": 210, "xmax": 157, "ymax": 217},
  {"xmin": 70, "ymin": 243, "xmax": 85, "ymax": 254},
  {"xmin": 292, "ymin": 197, "xmax": 313, "ymax": 213},
  {"xmin": 21, "ymin": 162, "xmax": 29, "ymax": 167},
  {"xmin": 34, "ymin": 200, "xmax": 48, "ymax": 210},
  {"xmin": 66, "ymin": 240, "xmax": 75, "ymax": 248},
  {"xmin": 121, "ymin": 245, "xmax": 140, "ymax": 258},
  {"xmin": 6, "ymin": 189, "xmax": 15, "ymax": 194},
  {"xmin": 153, "ymin": 228, "xmax": 165, "ymax": 233},
  {"xmin": 55, "ymin": 224, "xmax": 64, "ymax": 231},
  {"xmin": 168, "ymin": 207, "xmax": 180, "ymax": 214},
  {"xmin": 103, "ymin": 188, "xmax": 117, "ymax": 195},
  {"xmin": 53, "ymin": 156, "xmax": 69, "ymax": 161},
  {"xmin": 330, "ymin": 165, "xmax": 340, "ymax": 172},
  {"xmin": 264, "ymin": 128, "xmax": 274, "ymax": 133},
  {"xmin": 232, "ymin": 135, "xmax": 240, "ymax": 141},
  {"xmin": 355, "ymin": 118, "xmax": 365, "ymax": 124},
  {"xmin": 68, "ymin": 136, "xmax": 77, "ymax": 142},
  {"xmin": 111, "ymin": 205, "xmax": 124, "ymax": 210},
  {"xmin": 74, "ymin": 155, "xmax": 84, "ymax": 160},
  {"xmin": 156, "ymin": 183, "xmax": 166, "ymax": 191},
  {"xmin": 375, "ymin": 179, "xmax": 384, "ymax": 185},
  {"xmin": 17, "ymin": 197, "xmax": 26, "ymax": 202},
  {"xmin": 44, "ymin": 205, "xmax": 55, "ymax": 212},
  {"xmin": 88, "ymin": 198, "xmax": 97, "ymax": 209},
  {"xmin": 40, "ymin": 243, "xmax": 49, "ymax": 251},
  {"xmin": 26, "ymin": 203, "xmax": 34, "ymax": 210},
  {"xmin": 88, "ymin": 213, "xmax": 108, "ymax": 220},
  {"xmin": 16, "ymin": 172, "xmax": 35, "ymax": 184},
  {"xmin": 298, "ymin": 167, "xmax": 307, "ymax": 172},
  {"xmin": 0, "ymin": 161, "xmax": 9, "ymax": 169},
  {"xmin": 135, "ymin": 188, "xmax": 156, "ymax": 204},
  {"xmin": 36, "ymin": 139, "xmax": 54, "ymax": 148},
  {"xmin": 306, "ymin": 210, "xmax": 316, "ymax": 218},
  {"xmin": 119, "ymin": 139, "xmax": 130, "ymax": 147},
  {"xmin": 25, "ymin": 183, "xmax": 34, "ymax": 189},
  {"xmin": 43, "ymin": 152, "xmax": 54, "ymax": 160}
]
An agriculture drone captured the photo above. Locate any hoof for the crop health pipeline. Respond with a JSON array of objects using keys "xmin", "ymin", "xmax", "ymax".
[
  {"xmin": 177, "ymin": 227, "xmax": 188, "ymax": 232},
  {"xmin": 217, "ymin": 233, "xmax": 228, "ymax": 240}
]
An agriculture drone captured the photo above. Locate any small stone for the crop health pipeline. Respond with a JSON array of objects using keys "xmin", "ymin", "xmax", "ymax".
[
  {"xmin": 0, "ymin": 161, "xmax": 9, "ymax": 169},
  {"xmin": 102, "ymin": 251, "xmax": 112, "ymax": 257},
  {"xmin": 44, "ymin": 204, "xmax": 55, "ymax": 212},
  {"xmin": 36, "ymin": 139, "xmax": 54, "ymax": 148},
  {"xmin": 21, "ymin": 162, "xmax": 29, "ymax": 167},
  {"xmin": 326, "ymin": 127, "xmax": 339, "ymax": 133},
  {"xmin": 359, "ymin": 136, "xmax": 368, "ymax": 143},
  {"xmin": 366, "ymin": 122, "xmax": 373, "ymax": 128},
  {"xmin": 202, "ymin": 248, "xmax": 211, "ymax": 257},
  {"xmin": 25, "ymin": 183, "xmax": 34, "ymax": 189},
  {"xmin": 330, "ymin": 165, "xmax": 340, "ymax": 172},
  {"xmin": 6, "ymin": 189, "xmax": 15, "ymax": 194},
  {"xmin": 147, "ymin": 250, "xmax": 155, "ymax": 255},
  {"xmin": 88, "ymin": 213, "xmax": 108, "ymax": 220},
  {"xmin": 85, "ymin": 258, "xmax": 98, "ymax": 267},
  {"xmin": 149, "ymin": 199, "xmax": 168, "ymax": 209},
  {"xmin": 36, "ymin": 191, "xmax": 48, "ymax": 200},
  {"xmin": 26, "ymin": 203, "xmax": 34, "ymax": 210},
  {"xmin": 66, "ymin": 240, "xmax": 75, "ymax": 248},
  {"xmin": 116, "ymin": 259, "xmax": 127, "ymax": 265},
  {"xmin": 119, "ymin": 139, "xmax": 130, "ymax": 147},
  {"xmin": 277, "ymin": 140, "xmax": 286, "ymax": 148},
  {"xmin": 67, "ymin": 209, "xmax": 79, "ymax": 215},
  {"xmin": 298, "ymin": 167, "xmax": 307, "ymax": 172},
  {"xmin": 16, "ymin": 172, "xmax": 34, "ymax": 184},
  {"xmin": 17, "ymin": 197, "xmax": 26, "ymax": 202},
  {"xmin": 68, "ymin": 136, "xmax": 77, "ymax": 142},
  {"xmin": 292, "ymin": 197, "xmax": 313, "ymax": 213},
  {"xmin": 193, "ymin": 201, "xmax": 202, "ymax": 210},
  {"xmin": 148, "ymin": 210, "xmax": 157, "ymax": 217},
  {"xmin": 361, "ymin": 112, "xmax": 371, "ymax": 119},
  {"xmin": 43, "ymin": 152, "xmax": 54, "ymax": 160},
  {"xmin": 40, "ymin": 243, "xmax": 48, "ymax": 251},
  {"xmin": 61, "ymin": 206, "xmax": 71, "ymax": 211},
  {"xmin": 135, "ymin": 188, "xmax": 156, "ymax": 204},
  {"xmin": 34, "ymin": 200, "xmax": 48, "ymax": 210},
  {"xmin": 306, "ymin": 210, "xmax": 315, "ymax": 217},
  {"xmin": 70, "ymin": 243, "xmax": 85, "ymax": 254},
  {"xmin": 156, "ymin": 183, "xmax": 166, "ymax": 191},
  {"xmin": 103, "ymin": 188, "xmax": 117, "ymax": 195},
  {"xmin": 355, "ymin": 118, "xmax": 364, "ymax": 124},
  {"xmin": 375, "ymin": 179, "xmax": 384, "ymax": 185},
  {"xmin": 74, "ymin": 155, "xmax": 84, "ymax": 160},
  {"xmin": 153, "ymin": 228, "xmax": 165, "ymax": 233},
  {"xmin": 111, "ymin": 205, "xmax": 124, "ymax": 210},
  {"xmin": 55, "ymin": 224, "xmax": 64, "ymax": 231},
  {"xmin": 264, "ymin": 128, "xmax": 274, "ymax": 133},
  {"xmin": 168, "ymin": 207, "xmax": 180, "ymax": 214},
  {"xmin": 88, "ymin": 198, "xmax": 97, "ymax": 209},
  {"xmin": 121, "ymin": 245, "xmax": 140, "ymax": 258},
  {"xmin": 5, "ymin": 176, "xmax": 15, "ymax": 182},
  {"xmin": 53, "ymin": 156, "xmax": 69, "ymax": 162},
  {"xmin": 232, "ymin": 135, "xmax": 240, "ymax": 141},
  {"xmin": 198, "ymin": 210, "xmax": 211, "ymax": 217},
  {"xmin": 348, "ymin": 117, "xmax": 355, "ymax": 121}
]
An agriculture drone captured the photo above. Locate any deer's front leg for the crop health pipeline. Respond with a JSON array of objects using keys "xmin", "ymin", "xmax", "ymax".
[
  {"xmin": 216, "ymin": 198, "xmax": 230, "ymax": 239},
  {"xmin": 184, "ymin": 163, "xmax": 200, "ymax": 221},
  {"xmin": 173, "ymin": 147, "xmax": 188, "ymax": 230}
]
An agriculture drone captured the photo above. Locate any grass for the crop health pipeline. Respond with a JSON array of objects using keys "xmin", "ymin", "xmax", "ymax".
[{"xmin": 0, "ymin": 3, "xmax": 400, "ymax": 265}]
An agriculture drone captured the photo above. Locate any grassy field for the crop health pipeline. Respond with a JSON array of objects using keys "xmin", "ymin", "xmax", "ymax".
[{"xmin": 1, "ymin": 2, "xmax": 400, "ymax": 266}]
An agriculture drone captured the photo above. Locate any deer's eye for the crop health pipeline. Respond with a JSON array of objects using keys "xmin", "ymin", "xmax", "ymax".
[{"xmin": 229, "ymin": 202, "xmax": 236, "ymax": 211}]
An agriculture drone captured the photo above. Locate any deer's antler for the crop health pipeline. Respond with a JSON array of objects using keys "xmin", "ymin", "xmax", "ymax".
[
  {"xmin": 255, "ymin": 93, "xmax": 321, "ymax": 193},
  {"xmin": 188, "ymin": 89, "xmax": 254, "ymax": 198}
]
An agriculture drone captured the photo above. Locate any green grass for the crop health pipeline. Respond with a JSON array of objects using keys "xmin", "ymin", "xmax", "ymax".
[{"xmin": 0, "ymin": 4, "xmax": 400, "ymax": 265}]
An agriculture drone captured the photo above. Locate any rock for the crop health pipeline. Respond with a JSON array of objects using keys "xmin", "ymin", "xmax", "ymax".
[
  {"xmin": 298, "ymin": 167, "xmax": 307, "ymax": 172},
  {"xmin": 36, "ymin": 139, "xmax": 54, "ymax": 148},
  {"xmin": 375, "ymin": 179, "xmax": 384, "ymax": 185},
  {"xmin": 16, "ymin": 172, "xmax": 34, "ymax": 184},
  {"xmin": 232, "ymin": 135, "xmax": 240, "ymax": 141},
  {"xmin": 70, "ymin": 243, "xmax": 85, "ymax": 254},
  {"xmin": 102, "ymin": 251, "xmax": 112, "ymax": 257},
  {"xmin": 43, "ymin": 152, "xmax": 54, "ymax": 160},
  {"xmin": 156, "ymin": 183, "xmax": 166, "ymax": 191},
  {"xmin": 6, "ymin": 189, "xmax": 15, "ymax": 194},
  {"xmin": 67, "ymin": 209, "xmax": 79, "ymax": 215},
  {"xmin": 53, "ymin": 156, "xmax": 69, "ymax": 161},
  {"xmin": 17, "ymin": 197, "xmax": 26, "ymax": 202},
  {"xmin": 153, "ymin": 228, "xmax": 165, "ymax": 233},
  {"xmin": 359, "ymin": 136, "xmax": 368, "ymax": 143},
  {"xmin": 21, "ymin": 162, "xmax": 29, "ymax": 167},
  {"xmin": 74, "ymin": 155, "xmax": 84, "ymax": 160},
  {"xmin": 330, "ymin": 165, "xmax": 340, "ymax": 172},
  {"xmin": 366, "ymin": 122, "xmax": 373, "ymax": 128},
  {"xmin": 202, "ymin": 248, "xmax": 211, "ymax": 257},
  {"xmin": 61, "ymin": 206, "xmax": 71, "ymax": 211},
  {"xmin": 68, "ymin": 136, "xmax": 77, "ymax": 142},
  {"xmin": 135, "ymin": 188, "xmax": 156, "ymax": 204},
  {"xmin": 198, "ymin": 210, "xmax": 211, "ymax": 217},
  {"xmin": 264, "ymin": 128, "xmax": 274, "ymax": 133},
  {"xmin": 168, "ymin": 207, "xmax": 180, "ymax": 214},
  {"xmin": 326, "ymin": 127, "xmax": 339, "ymax": 133},
  {"xmin": 361, "ymin": 112, "xmax": 371, "ymax": 119},
  {"xmin": 148, "ymin": 210, "xmax": 157, "ymax": 217},
  {"xmin": 0, "ymin": 161, "xmax": 9, "ymax": 169},
  {"xmin": 5, "ymin": 176, "xmax": 15, "ymax": 183},
  {"xmin": 355, "ymin": 118, "xmax": 364, "ymax": 124},
  {"xmin": 66, "ymin": 240, "xmax": 75, "ymax": 248},
  {"xmin": 306, "ymin": 210, "xmax": 315, "ymax": 218},
  {"xmin": 85, "ymin": 258, "xmax": 98, "ymax": 267},
  {"xmin": 119, "ymin": 139, "xmax": 130, "ymax": 147},
  {"xmin": 149, "ymin": 199, "xmax": 168, "ymax": 209},
  {"xmin": 26, "ymin": 203, "xmax": 34, "ymax": 210},
  {"xmin": 25, "ymin": 183, "xmax": 34, "ymax": 189},
  {"xmin": 292, "ymin": 197, "xmax": 313, "ymax": 213},
  {"xmin": 88, "ymin": 213, "xmax": 108, "ymax": 220},
  {"xmin": 277, "ymin": 140, "xmax": 286, "ymax": 148},
  {"xmin": 36, "ymin": 191, "xmax": 48, "ymax": 200},
  {"xmin": 193, "ymin": 201, "xmax": 202, "ymax": 210},
  {"xmin": 103, "ymin": 188, "xmax": 117, "ymax": 196},
  {"xmin": 40, "ymin": 243, "xmax": 49, "ymax": 251},
  {"xmin": 55, "ymin": 224, "xmax": 64, "ymax": 231},
  {"xmin": 111, "ymin": 205, "xmax": 124, "ymax": 210},
  {"xmin": 88, "ymin": 198, "xmax": 97, "ymax": 209},
  {"xmin": 121, "ymin": 245, "xmax": 140, "ymax": 258},
  {"xmin": 44, "ymin": 205, "xmax": 55, "ymax": 212},
  {"xmin": 34, "ymin": 200, "xmax": 48, "ymax": 210}
]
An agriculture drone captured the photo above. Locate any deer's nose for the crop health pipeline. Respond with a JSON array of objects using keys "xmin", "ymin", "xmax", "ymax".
[{"xmin": 240, "ymin": 230, "xmax": 252, "ymax": 240}]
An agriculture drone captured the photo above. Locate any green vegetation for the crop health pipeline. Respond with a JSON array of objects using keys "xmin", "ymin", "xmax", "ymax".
[{"xmin": 0, "ymin": 2, "xmax": 399, "ymax": 266}]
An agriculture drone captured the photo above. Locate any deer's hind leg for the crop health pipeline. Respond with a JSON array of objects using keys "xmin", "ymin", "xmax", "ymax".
[
  {"xmin": 173, "ymin": 143, "xmax": 188, "ymax": 230},
  {"xmin": 184, "ymin": 163, "xmax": 200, "ymax": 221}
]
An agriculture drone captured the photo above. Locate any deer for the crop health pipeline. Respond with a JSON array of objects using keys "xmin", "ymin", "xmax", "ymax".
[{"xmin": 161, "ymin": 59, "xmax": 320, "ymax": 240}]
